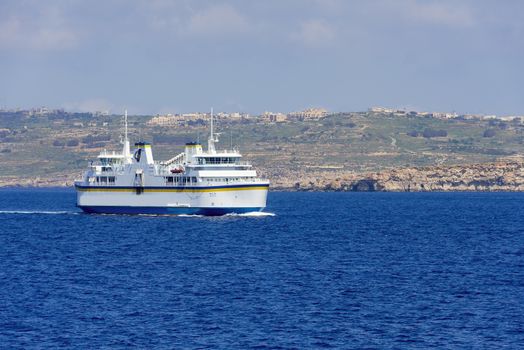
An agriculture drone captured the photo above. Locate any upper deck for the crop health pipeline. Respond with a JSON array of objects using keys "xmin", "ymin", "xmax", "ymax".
[{"xmin": 78, "ymin": 109, "xmax": 268, "ymax": 187}]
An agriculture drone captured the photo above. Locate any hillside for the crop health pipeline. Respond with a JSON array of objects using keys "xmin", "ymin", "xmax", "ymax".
[{"xmin": 1, "ymin": 111, "xmax": 523, "ymax": 188}]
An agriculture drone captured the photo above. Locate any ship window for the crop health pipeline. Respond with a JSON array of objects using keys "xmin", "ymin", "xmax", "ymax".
[
  {"xmin": 109, "ymin": 176, "xmax": 115, "ymax": 184},
  {"xmin": 192, "ymin": 177, "xmax": 197, "ymax": 183},
  {"xmin": 166, "ymin": 177, "xmax": 173, "ymax": 183}
]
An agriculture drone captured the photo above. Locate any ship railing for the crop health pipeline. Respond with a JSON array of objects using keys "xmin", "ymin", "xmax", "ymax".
[
  {"xmin": 98, "ymin": 150, "xmax": 123, "ymax": 157},
  {"xmin": 204, "ymin": 148, "xmax": 241, "ymax": 155},
  {"xmin": 236, "ymin": 177, "xmax": 269, "ymax": 183},
  {"xmin": 90, "ymin": 164, "xmax": 126, "ymax": 174},
  {"xmin": 160, "ymin": 152, "xmax": 185, "ymax": 166},
  {"xmin": 191, "ymin": 161, "xmax": 252, "ymax": 166},
  {"xmin": 201, "ymin": 177, "xmax": 269, "ymax": 184}
]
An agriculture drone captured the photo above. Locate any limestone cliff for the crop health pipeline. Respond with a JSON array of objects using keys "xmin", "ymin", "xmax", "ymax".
[
  {"xmin": 271, "ymin": 161, "xmax": 524, "ymax": 192},
  {"xmin": 2, "ymin": 161, "xmax": 524, "ymax": 191}
]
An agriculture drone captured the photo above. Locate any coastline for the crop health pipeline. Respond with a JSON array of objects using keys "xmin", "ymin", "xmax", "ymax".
[
  {"xmin": 3, "ymin": 160, "xmax": 524, "ymax": 192},
  {"xmin": 270, "ymin": 160, "xmax": 524, "ymax": 192}
]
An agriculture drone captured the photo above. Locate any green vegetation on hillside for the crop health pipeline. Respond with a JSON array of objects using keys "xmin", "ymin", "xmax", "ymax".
[{"xmin": 1, "ymin": 111, "xmax": 523, "ymax": 182}]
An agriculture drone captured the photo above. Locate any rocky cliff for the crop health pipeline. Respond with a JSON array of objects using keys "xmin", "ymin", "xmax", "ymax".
[
  {"xmin": 271, "ymin": 160, "xmax": 524, "ymax": 191},
  {"xmin": 2, "ymin": 161, "xmax": 524, "ymax": 191}
]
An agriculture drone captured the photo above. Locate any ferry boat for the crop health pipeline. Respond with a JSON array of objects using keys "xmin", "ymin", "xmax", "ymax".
[{"xmin": 75, "ymin": 111, "xmax": 269, "ymax": 215}]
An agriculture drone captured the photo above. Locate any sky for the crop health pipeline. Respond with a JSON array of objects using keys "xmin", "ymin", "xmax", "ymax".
[{"xmin": 0, "ymin": 0, "xmax": 523, "ymax": 115}]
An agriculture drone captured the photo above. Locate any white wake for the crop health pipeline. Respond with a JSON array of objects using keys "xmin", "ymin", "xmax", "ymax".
[
  {"xmin": 0, "ymin": 210, "xmax": 79, "ymax": 215},
  {"xmin": 176, "ymin": 212, "xmax": 275, "ymax": 218},
  {"xmin": 224, "ymin": 211, "xmax": 276, "ymax": 217}
]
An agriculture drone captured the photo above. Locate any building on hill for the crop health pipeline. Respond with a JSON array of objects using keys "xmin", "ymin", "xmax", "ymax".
[
  {"xmin": 288, "ymin": 108, "xmax": 328, "ymax": 120},
  {"xmin": 369, "ymin": 107, "xmax": 395, "ymax": 114},
  {"xmin": 147, "ymin": 111, "xmax": 250, "ymax": 126},
  {"xmin": 261, "ymin": 112, "xmax": 287, "ymax": 123}
]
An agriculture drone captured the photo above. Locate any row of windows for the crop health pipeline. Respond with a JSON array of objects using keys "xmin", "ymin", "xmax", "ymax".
[
  {"xmin": 89, "ymin": 176, "xmax": 255, "ymax": 186},
  {"xmin": 91, "ymin": 176, "xmax": 116, "ymax": 184},
  {"xmin": 164, "ymin": 176, "xmax": 253, "ymax": 185},
  {"xmin": 197, "ymin": 157, "xmax": 238, "ymax": 165},
  {"xmin": 165, "ymin": 176, "xmax": 198, "ymax": 184},
  {"xmin": 206, "ymin": 177, "xmax": 252, "ymax": 182}
]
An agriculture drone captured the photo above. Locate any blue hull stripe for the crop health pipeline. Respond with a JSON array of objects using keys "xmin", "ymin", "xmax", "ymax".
[{"xmin": 78, "ymin": 205, "xmax": 264, "ymax": 216}]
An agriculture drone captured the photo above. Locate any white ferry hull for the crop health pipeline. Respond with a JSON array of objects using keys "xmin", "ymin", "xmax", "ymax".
[{"xmin": 76, "ymin": 184, "xmax": 269, "ymax": 215}]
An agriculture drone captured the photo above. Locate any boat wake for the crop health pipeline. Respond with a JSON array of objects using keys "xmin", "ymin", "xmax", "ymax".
[
  {"xmin": 224, "ymin": 211, "xmax": 276, "ymax": 217},
  {"xmin": 0, "ymin": 210, "xmax": 79, "ymax": 215},
  {"xmin": 176, "ymin": 212, "xmax": 275, "ymax": 218}
]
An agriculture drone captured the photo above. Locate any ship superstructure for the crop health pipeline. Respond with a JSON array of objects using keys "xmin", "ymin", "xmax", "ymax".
[{"xmin": 75, "ymin": 111, "xmax": 269, "ymax": 215}]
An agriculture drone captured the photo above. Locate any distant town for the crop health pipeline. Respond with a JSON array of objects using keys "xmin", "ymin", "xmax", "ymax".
[
  {"xmin": 2, "ymin": 104, "xmax": 524, "ymax": 190},
  {"xmin": 1, "ymin": 106, "xmax": 523, "ymax": 126}
]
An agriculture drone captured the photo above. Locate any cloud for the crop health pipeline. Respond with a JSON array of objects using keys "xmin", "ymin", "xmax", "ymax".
[
  {"xmin": 293, "ymin": 19, "xmax": 336, "ymax": 48},
  {"xmin": 63, "ymin": 98, "xmax": 115, "ymax": 113},
  {"xmin": 186, "ymin": 4, "xmax": 249, "ymax": 37},
  {"xmin": 0, "ymin": 7, "xmax": 79, "ymax": 51},
  {"xmin": 385, "ymin": 0, "xmax": 475, "ymax": 27}
]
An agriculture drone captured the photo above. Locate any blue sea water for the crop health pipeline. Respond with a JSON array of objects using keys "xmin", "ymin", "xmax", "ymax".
[{"xmin": 0, "ymin": 189, "xmax": 523, "ymax": 349}]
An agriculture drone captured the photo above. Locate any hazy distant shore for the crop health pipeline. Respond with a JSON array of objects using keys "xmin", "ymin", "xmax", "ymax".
[{"xmin": 3, "ymin": 160, "xmax": 524, "ymax": 192}]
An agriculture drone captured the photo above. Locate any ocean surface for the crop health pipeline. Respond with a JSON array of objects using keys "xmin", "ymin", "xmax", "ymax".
[{"xmin": 0, "ymin": 189, "xmax": 523, "ymax": 349}]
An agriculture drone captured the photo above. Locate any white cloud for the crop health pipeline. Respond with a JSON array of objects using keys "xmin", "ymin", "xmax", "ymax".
[
  {"xmin": 186, "ymin": 4, "xmax": 249, "ymax": 37},
  {"xmin": 293, "ymin": 19, "xmax": 336, "ymax": 48},
  {"xmin": 139, "ymin": 2, "xmax": 251, "ymax": 40},
  {"xmin": 0, "ymin": 7, "xmax": 79, "ymax": 51},
  {"xmin": 63, "ymin": 98, "xmax": 115, "ymax": 113},
  {"xmin": 385, "ymin": 0, "xmax": 475, "ymax": 27}
]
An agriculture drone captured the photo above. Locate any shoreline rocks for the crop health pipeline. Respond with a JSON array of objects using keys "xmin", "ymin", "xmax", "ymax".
[
  {"xmin": 2, "ymin": 161, "xmax": 524, "ymax": 191},
  {"xmin": 270, "ymin": 161, "xmax": 524, "ymax": 192}
]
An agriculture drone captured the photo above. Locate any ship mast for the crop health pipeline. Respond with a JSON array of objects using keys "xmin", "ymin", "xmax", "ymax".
[
  {"xmin": 123, "ymin": 109, "xmax": 131, "ymax": 162},
  {"xmin": 208, "ymin": 107, "xmax": 217, "ymax": 154}
]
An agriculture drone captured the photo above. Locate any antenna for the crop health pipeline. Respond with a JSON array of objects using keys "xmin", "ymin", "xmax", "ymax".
[
  {"xmin": 210, "ymin": 107, "xmax": 214, "ymax": 140},
  {"xmin": 122, "ymin": 109, "xmax": 131, "ymax": 162},
  {"xmin": 208, "ymin": 107, "xmax": 217, "ymax": 153},
  {"xmin": 124, "ymin": 109, "xmax": 128, "ymax": 142}
]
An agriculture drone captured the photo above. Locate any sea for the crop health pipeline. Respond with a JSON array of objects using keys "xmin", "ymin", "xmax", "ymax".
[{"xmin": 0, "ymin": 189, "xmax": 523, "ymax": 349}]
